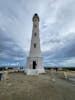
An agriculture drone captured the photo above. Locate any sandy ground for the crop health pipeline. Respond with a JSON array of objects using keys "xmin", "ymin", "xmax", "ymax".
[{"xmin": 0, "ymin": 70, "xmax": 75, "ymax": 100}]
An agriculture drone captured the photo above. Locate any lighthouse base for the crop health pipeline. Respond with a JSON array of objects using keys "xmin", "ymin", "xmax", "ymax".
[{"xmin": 24, "ymin": 68, "xmax": 45, "ymax": 75}]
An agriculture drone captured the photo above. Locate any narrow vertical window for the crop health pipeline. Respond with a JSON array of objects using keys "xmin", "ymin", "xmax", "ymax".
[
  {"xmin": 34, "ymin": 43, "xmax": 36, "ymax": 48},
  {"xmin": 34, "ymin": 33, "xmax": 37, "ymax": 37},
  {"xmin": 34, "ymin": 24, "xmax": 37, "ymax": 27}
]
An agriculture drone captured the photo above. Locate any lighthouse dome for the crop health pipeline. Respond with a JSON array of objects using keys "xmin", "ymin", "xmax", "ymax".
[{"xmin": 32, "ymin": 13, "xmax": 40, "ymax": 21}]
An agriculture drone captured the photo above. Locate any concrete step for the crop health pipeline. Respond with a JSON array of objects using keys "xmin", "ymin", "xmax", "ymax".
[{"xmin": 24, "ymin": 69, "xmax": 45, "ymax": 75}]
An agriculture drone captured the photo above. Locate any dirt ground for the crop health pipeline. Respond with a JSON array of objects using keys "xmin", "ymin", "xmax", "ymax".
[{"xmin": 0, "ymin": 70, "xmax": 75, "ymax": 100}]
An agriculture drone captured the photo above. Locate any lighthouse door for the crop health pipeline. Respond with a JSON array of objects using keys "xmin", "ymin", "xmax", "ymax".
[{"xmin": 33, "ymin": 61, "xmax": 36, "ymax": 69}]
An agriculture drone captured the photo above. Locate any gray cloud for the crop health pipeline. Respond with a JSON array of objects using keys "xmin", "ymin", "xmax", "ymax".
[
  {"xmin": 0, "ymin": 0, "xmax": 75, "ymax": 67},
  {"xmin": 0, "ymin": 28, "xmax": 25, "ymax": 63}
]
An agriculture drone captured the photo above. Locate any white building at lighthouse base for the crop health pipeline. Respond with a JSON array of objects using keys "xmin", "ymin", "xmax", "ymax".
[{"xmin": 24, "ymin": 57, "xmax": 45, "ymax": 75}]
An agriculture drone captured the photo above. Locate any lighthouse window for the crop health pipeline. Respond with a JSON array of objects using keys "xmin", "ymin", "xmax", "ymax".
[
  {"xmin": 34, "ymin": 43, "xmax": 36, "ymax": 48},
  {"xmin": 34, "ymin": 18, "xmax": 37, "ymax": 21},
  {"xmin": 34, "ymin": 24, "xmax": 37, "ymax": 27},
  {"xmin": 34, "ymin": 33, "xmax": 37, "ymax": 37}
]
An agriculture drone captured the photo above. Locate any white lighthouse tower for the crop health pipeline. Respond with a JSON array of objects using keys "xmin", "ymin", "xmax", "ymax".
[{"xmin": 25, "ymin": 13, "xmax": 45, "ymax": 75}]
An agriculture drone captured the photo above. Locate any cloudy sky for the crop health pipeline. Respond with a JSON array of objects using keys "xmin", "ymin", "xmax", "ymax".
[{"xmin": 0, "ymin": 0, "xmax": 75, "ymax": 67}]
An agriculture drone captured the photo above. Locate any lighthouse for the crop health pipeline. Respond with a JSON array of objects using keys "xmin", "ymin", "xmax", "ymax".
[{"xmin": 25, "ymin": 13, "xmax": 45, "ymax": 75}]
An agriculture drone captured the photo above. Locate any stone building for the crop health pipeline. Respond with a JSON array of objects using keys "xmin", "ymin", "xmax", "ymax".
[{"xmin": 25, "ymin": 13, "xmax": 45, "ymax": 75}]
